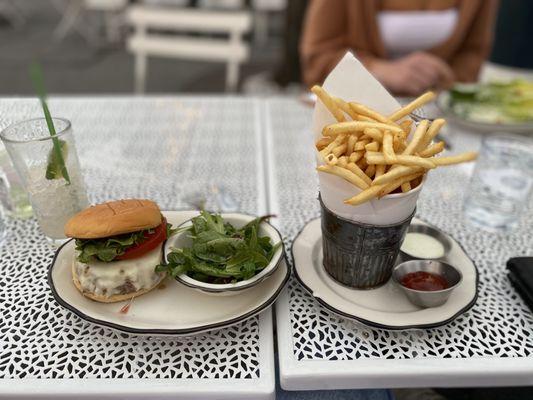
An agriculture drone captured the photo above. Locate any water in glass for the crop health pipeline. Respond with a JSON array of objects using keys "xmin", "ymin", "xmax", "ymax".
[
  {"xmin": 0, "ymin": 118, "xmax": 88, "ymax": 245},
  {"xmin": 463, "ymin": 134, "xmax": 533, "ymax": 231}
]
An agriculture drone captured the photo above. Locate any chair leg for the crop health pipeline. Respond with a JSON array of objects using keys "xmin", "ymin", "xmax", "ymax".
[
  {"xmin": 105, "ymin": 11, "xmax": 124, "ymax": 43},
  {"xmin": 53, "ymin": 0, "xmax": 84, "ymax": 41},
  {"xmin": 226, "ymin": 61, "xmax": 239, "ymax": 92},
  {"xmin": 134, "ymin": 54, "xmax": 147, "ymax": 94},
  {"xmin": 253, "ymin": 11, "xmax": 269, "ymax": 46}
]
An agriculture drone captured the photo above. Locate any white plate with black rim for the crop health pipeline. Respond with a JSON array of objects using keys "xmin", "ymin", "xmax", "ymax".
[
  {"xmin": 292, "ymin": 217, "xmax": 478, "ymax": 330},
  {"xmin": 48, "ymin": 210, "xmax": 290, "ymax": 336}
]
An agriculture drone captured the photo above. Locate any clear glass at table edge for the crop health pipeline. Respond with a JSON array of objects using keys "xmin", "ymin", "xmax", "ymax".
[
  {"xmin": 463, "ymin": 133, "xmax": 533, "ymax": 232},
  {"xmin": 0, "ymin": 118, "xmax": 88, "ymax": 246},
  {"xmin": 0, "ymin": 141, "xmax": 33, "ymax": 218}
]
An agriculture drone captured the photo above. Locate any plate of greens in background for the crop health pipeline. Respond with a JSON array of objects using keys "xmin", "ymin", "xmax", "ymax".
[
  {"xmin": 161, "ymin": 212, "xmax": 285, "ymax": 296},
  {"xmin": 437, "ymin": 80, "xmax": 533, "ymax": 133}
]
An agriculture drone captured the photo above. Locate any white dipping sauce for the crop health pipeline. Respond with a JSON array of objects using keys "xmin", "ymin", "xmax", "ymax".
[{"xmin": 401, "ymin": 232, "xmax": 445, "ymax": 259}]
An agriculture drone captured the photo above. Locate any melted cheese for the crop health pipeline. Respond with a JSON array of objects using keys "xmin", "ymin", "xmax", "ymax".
[{"xmin": 74, "ymin": 245, "xmax": 164, "ymax": 297}]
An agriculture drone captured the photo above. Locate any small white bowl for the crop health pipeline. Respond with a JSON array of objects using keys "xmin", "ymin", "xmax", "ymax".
[{"xmin": 164, "ymin": 213, "xmax": 285, "ymax": 296}]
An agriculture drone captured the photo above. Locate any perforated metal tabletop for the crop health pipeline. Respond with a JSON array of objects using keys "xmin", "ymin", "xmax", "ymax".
[
  {"xmin": 0, "ymin": 97, "xmax": 274, "ymax": 399},
  {"xmin": 267, "ymin": 98, "xmax": 533, "ymax": 390},
  {"xmin": 1, "ymin": 96, "xmax": 532, "ymax": 397}
]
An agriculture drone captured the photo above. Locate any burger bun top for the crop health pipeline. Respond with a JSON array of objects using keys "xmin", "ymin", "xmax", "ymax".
[{"xmin": 65, "ymin": 199, "xmax": 162, "ymax": 239}]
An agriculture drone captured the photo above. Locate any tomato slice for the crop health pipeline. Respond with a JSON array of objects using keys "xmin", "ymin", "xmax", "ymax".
[{"xmin": 116, "ymin": 218, "xmax": 167, "ymax": 260}]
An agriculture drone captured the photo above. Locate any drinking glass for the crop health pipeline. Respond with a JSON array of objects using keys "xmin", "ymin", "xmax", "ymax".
[
  {"xmin": 463, "ymin": 134, "xmax": 533, "ymax": 232},
  {"xmin": 0, "ymin": 141, "xmax": 33, "ymax": 219},
  {"xmin": 0, "ymin": 118, "xmax": 89, "ymax": 245}
]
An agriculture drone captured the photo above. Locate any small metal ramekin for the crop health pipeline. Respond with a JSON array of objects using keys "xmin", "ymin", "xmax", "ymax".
[
  {"xmin": 392, "ymin": 260, "xmax": 462, "ymax": 308},
  {"xmin": 399, "ymin": 224, "xmax": 452, "ymax": 262}
]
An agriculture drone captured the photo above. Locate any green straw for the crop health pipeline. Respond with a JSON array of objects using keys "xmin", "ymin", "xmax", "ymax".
[{"xmin": 30, "ymin": 63, "xmax": 71, "ymax": 185}]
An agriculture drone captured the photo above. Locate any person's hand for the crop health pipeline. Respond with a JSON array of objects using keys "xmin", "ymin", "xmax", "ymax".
[{"xmin": 370, "ymin": 52, "xmax": 455, "ymax": 96}]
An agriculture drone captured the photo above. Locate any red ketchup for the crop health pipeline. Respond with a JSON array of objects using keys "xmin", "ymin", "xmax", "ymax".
[{"xmin": 400, "ymin": 271, "xmax": 449, "ymax": 291}]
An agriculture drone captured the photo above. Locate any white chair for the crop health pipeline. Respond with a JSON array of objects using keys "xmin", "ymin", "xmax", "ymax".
[
  {"xmin": 252, "ymin": 0, "xmax": 286, "ymax": 46},
  {"xmin": 84, "ymin": 0, "xmax": 128, "ymax": 42},
  {"xmin": 126, "ymin": 5, "xmax": 252, "ymax": 93},
  {"xmin": 53, "ymin": 0, "xmax": 128, "ymax": 43}
]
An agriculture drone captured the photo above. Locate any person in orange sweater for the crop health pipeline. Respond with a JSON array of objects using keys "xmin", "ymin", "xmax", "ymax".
[{"xmin": 300, "ymin": 0, "xmax": 498, "ymax": 95}]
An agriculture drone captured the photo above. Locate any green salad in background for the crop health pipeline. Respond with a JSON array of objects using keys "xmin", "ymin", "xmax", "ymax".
[
  {"xmin": 447, "ymin": 80, "xmax": 533, "ymax": 124},
  {"xmin": 157, "ymin": 211, "xmax": 282, "ymax": 284}
]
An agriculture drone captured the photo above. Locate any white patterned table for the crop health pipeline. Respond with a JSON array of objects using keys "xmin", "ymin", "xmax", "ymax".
[
  {"xmin": 0, "ymin": 97, "xmax": 275, "ymax": 399},
  {"xmin": 267, "ymin": 98, "xmax": 533, "ymax": 390},
  {"xmin": 2, "ymin": 96, "xmax": 533, "ymax": 397}
]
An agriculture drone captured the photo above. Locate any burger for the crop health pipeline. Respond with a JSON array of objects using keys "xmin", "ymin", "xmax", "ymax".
[{"xmin": 65, "ymin": 199, "xmax": 170, "ymax": 303}]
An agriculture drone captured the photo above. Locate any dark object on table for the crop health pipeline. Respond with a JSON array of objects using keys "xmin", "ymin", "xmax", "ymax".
[
  {"xmin": 507, "ymin": 257, "xmax": 533, "ymax": 311},
  {"xmin": 320, "ymin": 195, "xmax": 414, "ymax": 289}
]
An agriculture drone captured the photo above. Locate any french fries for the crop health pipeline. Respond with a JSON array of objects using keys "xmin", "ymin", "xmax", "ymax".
[
  {"xmin": 388, "ymin": 92, "xmax": 436, "ymax": 121},
  {"xmin": 362, "ymin": 127, "xmax": 383, "ymax": 142},
  {"xmin": 402, "ymin": 120, "xmax": 429, "ymax": 155},
  {"xmin": 316, "ymin": 137, "xmax": 333, "ymax": 151},
  {"xmin": 417, "ymin": 118, "xmax": 445, "ymax": 152},
  {"xmin": 312, "ymin": 86, "xmax": 478, "ymax": 206},
  {"xmin": 354, "ymin": 139, "xmax": 370, "ymax": 151},
  {"xmin": 382, "ymin": 131, "xmax": 397, "ymax": 163},
  {"xmin": 346, "ymin": 162, "xmax": 373, "ymax": 186},
  {"xmin": 365, "ymin": 152, "xmax": 436, "ymax": 169},
  {"xmin": 400, "ymin": 119, "xmax": 413, "ymax": 135},
  {"xmin": 319, "ymin": 133, "xmax": 346, "ymax": 159},
  {"xmin": 379, "ymin": 173, "xmax": 424, "ymax": 198},
  {"xmin": 312, "ymin": 85, "xmax": 345, "ymax": 122},
  {"xmin": 349, "ymin": 102, "xmax": 399, "ymax": 126},
  {"xmin": 372, "ymin": 165, "xmax": 424, "ymax": 186},
  {"xmin": 431, "ymin": 152, "xmax": 478, "ymax": 166},
  {"xmin": 365, "ymin": 141, "xmax": 380, "ymax": 152},
  {"xmin": 365, "ymin": 164, "xmax": 376, "ymax": 178},
  {"xmin": 324, "ymin": 153, "xmax": 338, "ymax": 165},
  {"xmin": 344, "ymin": 184, "xmax": 386, "ymax": 206},
  {"xmin": 375, "ymin": 164, "xmax": 386, "ymax": 178},
  {"xmin": 401, "ymin": 182, "xmax": 412, "ymax": 193},
  {"xmin": 317, "ymin": 165, "xmax": 369, "ymax": 190},
  {"xmin": 323, "ymin": 121, "xmax": 403, "ymax": 137},
  {"xmin": 337, "ymin": 156, "xmax": 348, "ymax": 168},
  {"xmin": 332, "ymin": 143, "xmax": 347, "ymax": 157},
  {"xmin": 333, "ymin": 97, "xmax": 358, "ymax": 120},
  {"xmin": 349, "ymin": 151, "xmax": 364, "ymax": 163},
  {"xmin": 347, "ymin": 134, "xmax": 358, "ymax": 154},
  {"xmin": 418, "ymin": 141, "xmax": 445, "ymax": 158}
]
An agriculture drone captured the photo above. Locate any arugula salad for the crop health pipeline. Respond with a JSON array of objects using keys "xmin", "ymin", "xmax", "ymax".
[
  {"xmin": 447, "ymin": 80, "xmax": 533, "ymax": 124},
  {"xmin": 157, "ymin": 212, "xmax": 282, "ymax": 284}
]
